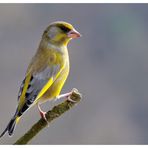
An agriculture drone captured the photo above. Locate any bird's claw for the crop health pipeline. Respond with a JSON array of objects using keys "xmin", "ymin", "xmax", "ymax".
[
  {"xmin": 67, "ymin": 96, "xmax": 77, "ymax": 103},
  {"xmin": 40, "ymin": 111, "xmax": 49, "ymax": 126}
]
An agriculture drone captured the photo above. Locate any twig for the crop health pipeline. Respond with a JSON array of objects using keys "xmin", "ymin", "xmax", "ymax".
[{"xmin": 14, "ymin": 88, "xmax": 82, "ymax": 144}]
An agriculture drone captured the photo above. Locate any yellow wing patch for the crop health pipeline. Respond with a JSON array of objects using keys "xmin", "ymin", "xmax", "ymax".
[
  {"xmin": 18, "ymin": 74, "xmax": 32, "ymax": 110},
  {"xmin": 34, "ymin": 64, "xmax": 65, "ymax": 104},
  {"xmin": 35, "ymin": 77, "xmax": 53, "ymax": 101}
]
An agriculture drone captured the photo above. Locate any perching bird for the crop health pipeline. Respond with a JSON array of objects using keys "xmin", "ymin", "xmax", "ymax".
[{"xmin": 0, "ymin": 21, "xmax": 81, "ymax": 137}]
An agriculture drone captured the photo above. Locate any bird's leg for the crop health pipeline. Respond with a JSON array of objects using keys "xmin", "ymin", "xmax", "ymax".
[
  {"xmin": 67, "ymin": 95, "xmax": 77, "ymax": 103},
  {"xmin": 56, "ymin": 92, "xmax": 72, "ymax": 100},
  {"xmin": 37, "ymin": 103, "xmax": 49, "ymax": 125},
  {"xmin": 56, "ymin": 89, "xmax": 76, "ymax": 103}
]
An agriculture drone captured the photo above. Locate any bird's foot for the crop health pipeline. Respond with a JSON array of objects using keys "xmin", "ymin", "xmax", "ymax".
[
  {"xmin": 38, "ymin": 103, "xmax": 49, "ymax": 126},
  {"xmin": 66, "ymin": 88, "xmax": 78, "ymax": 103},
  {"xmin": 39, "ymin": 111, "xmax": 49, "ymax": 126},
  {"xmin": 67, "ymin": 96, "xmax": 77, "ymax": 103},
  {"xmin": 39, "ymin": 110, "xmax": 47, "ymax": 121},
  {"xmin": 56, "ymin": 88, "xmax": 78, "ymax": 103}
]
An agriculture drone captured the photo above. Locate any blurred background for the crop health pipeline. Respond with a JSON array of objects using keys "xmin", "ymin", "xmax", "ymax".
[{"xmin": 0, "ymin": 4, "xmax": 148, "ymax": 144}]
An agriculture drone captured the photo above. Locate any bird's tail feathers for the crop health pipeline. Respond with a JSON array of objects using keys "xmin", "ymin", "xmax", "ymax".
[{"xmin": 0, "ymin": 113, "xmax": 20, "ymax": 138}]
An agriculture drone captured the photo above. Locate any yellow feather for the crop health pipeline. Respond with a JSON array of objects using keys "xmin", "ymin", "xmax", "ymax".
[
  {"xmin": 35, "ymin": 78, "xmax": 53, "ymax": 101},
  {"xmin": 35, "ymin": 64, "xmax": 65, "ymax": 103},
  {"xmin": 15, "ymin": 116, "xmax": 21, "ymax": 124},
  {"xmin": 18, "ymin": 74, "xmax": 32, "ymax": 110}
]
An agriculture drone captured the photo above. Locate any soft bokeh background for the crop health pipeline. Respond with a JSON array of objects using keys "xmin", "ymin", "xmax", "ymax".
[{"xmin": 0, "ymin": 4, "xmax": 148, "ymax": 144}]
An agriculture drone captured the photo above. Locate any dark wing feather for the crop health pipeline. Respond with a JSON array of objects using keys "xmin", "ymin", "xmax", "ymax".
[{"xmin": 17, "ymin": 65, "xmax": 60, "ymax": 117}]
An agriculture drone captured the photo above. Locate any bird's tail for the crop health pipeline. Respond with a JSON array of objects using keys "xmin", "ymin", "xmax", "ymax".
[{"xmin": 0, "ymin": 112, "xmax": 20, "ymax": 138}]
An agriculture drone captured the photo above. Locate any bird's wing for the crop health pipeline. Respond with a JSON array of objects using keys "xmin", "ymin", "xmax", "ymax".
[{"xmin": 17, "ymin": 63, "xmax": 64, "ymax": 117}]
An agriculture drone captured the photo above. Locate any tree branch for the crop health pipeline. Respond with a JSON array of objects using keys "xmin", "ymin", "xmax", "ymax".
[{"xmin": 14, "ymin": 88, "xmax": 82, "ymax": 145}]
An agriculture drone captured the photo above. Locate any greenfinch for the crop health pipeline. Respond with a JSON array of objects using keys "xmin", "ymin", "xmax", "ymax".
[{"xmin": 0, "ymin": 21, "xmax": 81, "ymax": 137}]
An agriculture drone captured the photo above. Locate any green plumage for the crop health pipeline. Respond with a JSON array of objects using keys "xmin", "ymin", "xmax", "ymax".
[{"xmin": 0, "ymin": 21, "xmax": 80, "ymax": 137}]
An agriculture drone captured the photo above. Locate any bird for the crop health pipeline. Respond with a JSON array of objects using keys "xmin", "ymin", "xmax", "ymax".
[{"xmin": 0, "ymin": 21, "xmax": 81, "ymax": 137}]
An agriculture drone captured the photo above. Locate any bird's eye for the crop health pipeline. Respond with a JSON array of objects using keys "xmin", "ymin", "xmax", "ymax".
[{"xmin": 60, "ymin": 25, "xmax": 71, "ymax": 33}]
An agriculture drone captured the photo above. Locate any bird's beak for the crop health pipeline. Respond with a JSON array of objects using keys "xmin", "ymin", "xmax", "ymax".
[{"xmin": 67, "ymin": 29, "xmax": 82, "ymax": 39}]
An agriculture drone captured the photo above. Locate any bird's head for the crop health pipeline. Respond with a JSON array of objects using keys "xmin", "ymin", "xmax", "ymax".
[{"xmin": 42, "ymin": 21, "xmax": 81, "ymax": 46}]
